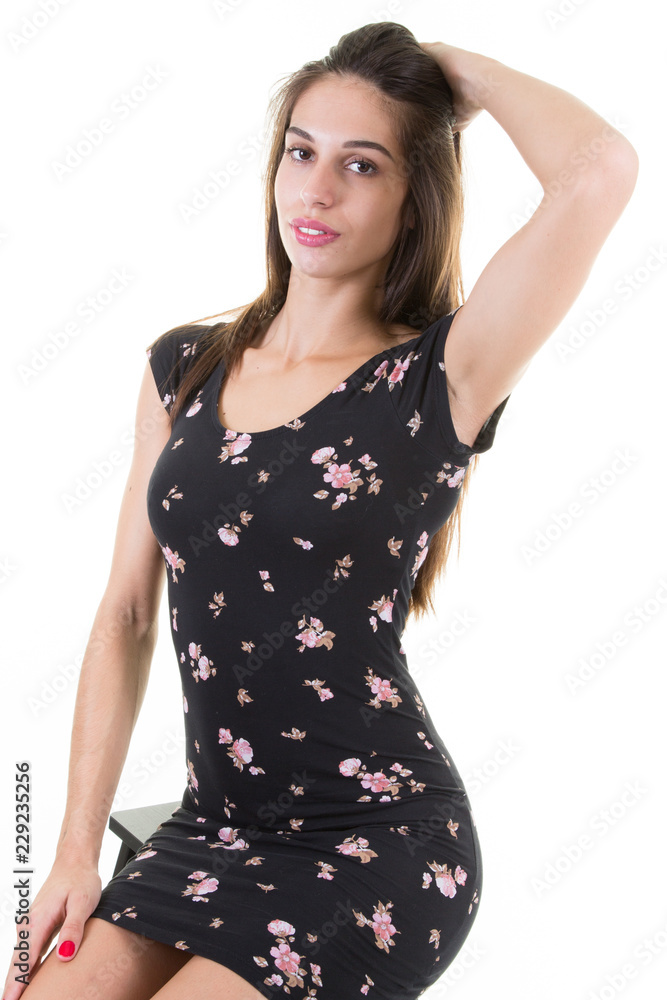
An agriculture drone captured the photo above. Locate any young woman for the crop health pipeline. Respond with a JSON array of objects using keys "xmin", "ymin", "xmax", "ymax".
[{"xmin": 6, "ymin": 21, "xmax": 638, "ymax": 1000}]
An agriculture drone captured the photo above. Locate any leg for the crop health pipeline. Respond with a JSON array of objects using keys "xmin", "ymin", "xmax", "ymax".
[
  {"xmin": 20, "ymin": 916, "xmax": 192, "ymax": 1000},
  {"xmin": 148, "ymin": 954, "xmax": 266, "ymax": 999}
]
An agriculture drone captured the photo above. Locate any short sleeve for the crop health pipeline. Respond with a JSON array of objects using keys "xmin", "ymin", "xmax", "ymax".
[
  {"xmin": 389, "ymin": 306, "xmax": 511, "ymax": 462},
  {"xmin": 145, "ymin": 324, "xmax": 209, "ymax": 414}
]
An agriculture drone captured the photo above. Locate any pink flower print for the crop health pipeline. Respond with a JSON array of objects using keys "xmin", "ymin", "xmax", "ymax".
[
  {"xmin": 267, "ymin": 918, "xmax": 295, "ymax": 938},
  {"xmin": 422, "ymin": 872, "xmax": 433, "ymax": 888},
  {"xmin": 360, "ymin": 771, "xmax": 393, "ymax": 794},
  {"xmin": 339, "ymin": 757, "xmax": 361, "ymax": 777},
  {"xmin": 353, "ymin": 901, "xmax": 399, "ymax": 954},
  {"xmin": 134, "ymin": 848, "xmax": 156, "ymax": 860},
  {"xmin": 161, "ymin": 544, "xmax": 185, "ymax": 583},
  {"xmin": 186, "ymin": 390, "xmax": 203, "ymax": 416},
  {"xmin": 259, "ymin": 570, "xmax": 274, "ymax": 592},
  {"xmin": 197, "ymin": 656, "xmax": 213, "ymax": 680},
  {"xmin": 188, "ymin": 642, "xmax": 216, "ymax": 682},
  {"xmin": 218, "ymin": 728, "xmax": 232, "ymax": 744},
  {"xmin": 332, "ymin": 380, "xmax": 347, "ymax": 393},
  {"xmin": 172, "ymin": 607, "xmax": 178, "ymax": 631},
  {"xmin": 374, "ymin": 359, "xmax": 389, "ymax": 378},
  {"xmin": 183, "ymin": 695, "xmax": 188, "ymax": 713},
  {"xmin": 323, "ymin": 463, "xmax": 354, "ymax": 488},
  {"xmin": 369, "ymin": 593, "xmax": 394, "ymax": 623},
  {"xmin": 435, "ymin": 870, "xmax": 457, "ymax": 898},
  {"xmin": 293, "ymin": 537, "xmax": 313, "ymax": 550},
  {"xmin": 417, "ymin": 530, "xmax": 428, "ymax": 547},
  {"xmin": 231, "ymin": 738, "xmax": 253, "ymax": 769},
  {"xmin": 182, "ymin": 874, "xmax": 219, "ymax": 901},
  {"xmin": 424, "ymin": 859, "xmax": 466, "ymax": 898},
  {"xmin": 311, "ymin": 446, "xmax": 336, "ymax": 465},
  {"xmin": 455, "ymin": 865, "xmax": 468, "ymax": 885},
  {"xmin": 186, "ymin": 758, "xmax": 198, "ymax": 791},
  {"xmin": 411, "ymin": 545, "xmax": 429, "ymax": 578},
  {"xmin": 270, "ymin": 942, "xmax": 301, "ymax": 976},
  {"xmin": 448, "ymin": 466, "xmax": 467, "ymax": 488},
  {"xmin": 334, "ymin": 835, "xmax": 378, "ymax": 863},
  {"xmin": 295, "ymin": 615, "xmax": 335, "ymax": 652},
  {"xmin": 218, "ymin": 527, "xmax": 240, "ymax": 546},
  {"xmin": 388, "ymin": 358, "xmax": 411, "ymax": 387},
  {"xmin": 372, "ymin": 677, "xmax": 393, "ymax": 700},
  {"xmin": 219, "ymin": 430, "xmax": 252, "ymax": 465},
  {"xmin": 196, "ymin": 816, "xmax": 207, "ymax": 823},
  {"xmin": 212, "ymin": 827, "xmax": 249, "ymax": 851},
  {"xmin": 303, "ymin": 678, "xmax": 334, "ymax": 701},
  {"xmin": 189, "ymin": 870, "xmax": 209, "ymax": 880},
  {"xmin": 372, "ymin": 911, "xmax": 397, "ymax": 944},
  {"xmin": 369, "ymin": 615, "xmax": 377, "ymax": 631}
]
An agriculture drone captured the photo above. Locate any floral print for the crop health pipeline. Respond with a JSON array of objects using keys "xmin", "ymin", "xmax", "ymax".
[{"xmin": 91, "ymin": 310, "xmax": 509, "ymax": 999}]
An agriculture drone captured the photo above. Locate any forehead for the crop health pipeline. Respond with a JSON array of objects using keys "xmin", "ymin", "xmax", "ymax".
[{"xmin": 289, "ymin": 76, "xmax": 399, "ymax": 148}]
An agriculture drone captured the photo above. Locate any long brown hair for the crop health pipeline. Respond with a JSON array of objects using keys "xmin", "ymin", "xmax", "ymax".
[{"xmin": 148, "ymin": 20, "xmax": 479, "ymax": 622}]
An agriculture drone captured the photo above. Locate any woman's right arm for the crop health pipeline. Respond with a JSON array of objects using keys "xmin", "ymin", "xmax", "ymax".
[{"xmin": 3, "ymin": 359, "xmax": 173, "ymax": 1000}]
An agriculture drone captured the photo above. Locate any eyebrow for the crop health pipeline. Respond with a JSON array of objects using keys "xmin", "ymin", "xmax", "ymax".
[{"xmin": 285, "ymin": 125, "xmax": 395, "ymax": 162}]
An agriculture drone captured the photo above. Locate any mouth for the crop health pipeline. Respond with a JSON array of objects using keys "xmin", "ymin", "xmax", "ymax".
[
  {"xmin": 289, "ymin": 221, "xmax": 341, "ymax": 247},
  {"xmin": 290, "ymin": 217, "xmax": 340, "ymax": 236}
]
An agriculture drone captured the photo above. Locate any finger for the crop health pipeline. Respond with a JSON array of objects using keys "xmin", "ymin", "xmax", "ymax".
[{"xmin": 56, "ymin": 889, "xmax": 95, "ymax": 963}]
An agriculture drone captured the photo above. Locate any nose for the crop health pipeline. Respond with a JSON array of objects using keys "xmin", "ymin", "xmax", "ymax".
[{"xmin": 299, "ymin": 159, "xmax": 336, "ymax": 209}]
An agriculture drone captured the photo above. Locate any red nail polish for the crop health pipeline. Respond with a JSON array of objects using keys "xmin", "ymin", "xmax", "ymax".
[{"xmin": 58, "ymin": 940, "xmax": 75, "ymax": 957}]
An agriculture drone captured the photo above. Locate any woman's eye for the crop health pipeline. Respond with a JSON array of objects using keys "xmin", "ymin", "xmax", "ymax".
[{"xmin": 283, "ymin": 146, "xmax": 377, "ymax": 175}]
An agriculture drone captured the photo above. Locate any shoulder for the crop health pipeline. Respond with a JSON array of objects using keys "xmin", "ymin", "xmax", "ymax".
[{"xmin": 146, "ymin": 321, "xmax": 212, "ymax": 365}]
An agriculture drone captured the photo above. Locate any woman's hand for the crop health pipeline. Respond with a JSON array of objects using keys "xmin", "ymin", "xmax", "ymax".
[
  {"xmin": 419, "ymin": 41, "xmax": 496, "ymax": 133},
  {"xmin": 3, "ymin": 858, "xmax": 102, "ymax": 1000}
]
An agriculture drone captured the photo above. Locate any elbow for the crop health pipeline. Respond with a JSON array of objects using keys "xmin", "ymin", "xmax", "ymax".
[{"xmin": 582, "ymin": 138, "xmax": 640, "ymax": 209}]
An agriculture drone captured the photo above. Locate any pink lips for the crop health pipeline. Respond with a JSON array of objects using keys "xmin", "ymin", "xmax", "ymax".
[{"xmin": 290, "ymin": 219, "xmax": 340, "ymax": 247}]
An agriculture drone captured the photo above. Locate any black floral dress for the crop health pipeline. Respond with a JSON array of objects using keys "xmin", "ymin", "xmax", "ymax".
[{"xmin": 90, "ymin": 306, "xmax": 510, "ymax": 999}]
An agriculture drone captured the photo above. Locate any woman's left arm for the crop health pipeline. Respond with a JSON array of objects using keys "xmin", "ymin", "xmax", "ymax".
[{"xmin": 421, "ymin": 43, "xmax": 640, "ymax": 418}]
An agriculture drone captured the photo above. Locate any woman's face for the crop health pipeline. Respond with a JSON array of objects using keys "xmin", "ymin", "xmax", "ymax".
[{"xmin": 274, "ymin": 74, "xmax": 412, "ymax": 283}]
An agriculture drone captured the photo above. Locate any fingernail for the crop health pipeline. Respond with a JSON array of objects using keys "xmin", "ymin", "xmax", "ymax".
[{"xmin": 58, "ymin": 940, "xmax": 76, "ymax": 957}]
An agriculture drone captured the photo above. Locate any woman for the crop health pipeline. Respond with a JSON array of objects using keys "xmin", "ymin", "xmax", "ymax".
[{"xmin": 6, "ymin": 21, "xmax": 638, "ymax": 1000}]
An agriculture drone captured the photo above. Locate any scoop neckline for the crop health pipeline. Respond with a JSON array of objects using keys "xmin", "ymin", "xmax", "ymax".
[{"xmin": 208, "ymin": 324, "xmax": 435, "ymax": 439}]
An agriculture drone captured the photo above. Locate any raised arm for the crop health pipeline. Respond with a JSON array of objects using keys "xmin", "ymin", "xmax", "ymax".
[
  {"xmin": 421, "ymin": 42, "xmax": 640, "ymax": 444},
  {"xmin": 3, "ymin": 358, "xmax": 172, "ymax": 1000}
]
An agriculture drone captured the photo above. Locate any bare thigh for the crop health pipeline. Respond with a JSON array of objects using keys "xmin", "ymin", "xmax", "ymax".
[
  {"xmin": 148, "ymin": 954, "xmax": 266, "ymax": 999},
  {"xmin": 20, "ymin": 916, "xmax": 192, "ymax": 1000}
]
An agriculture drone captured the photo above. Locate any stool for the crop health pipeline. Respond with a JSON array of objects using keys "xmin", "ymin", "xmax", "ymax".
[{"xmin": 108, "ymin": 800, "xmax": 181, "ymax": 876}]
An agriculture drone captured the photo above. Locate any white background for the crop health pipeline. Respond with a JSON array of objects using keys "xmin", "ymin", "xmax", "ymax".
[{"xmin": 2, "ymin": 1, "xmax": 665, "ymax": 998}]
